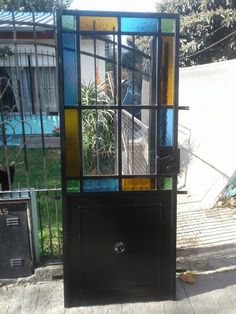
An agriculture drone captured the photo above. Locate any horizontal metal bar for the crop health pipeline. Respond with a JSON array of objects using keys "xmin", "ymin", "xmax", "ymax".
[
  {"xmin": 0, "ymin": 39, "xmax": 56, "ymax": 48},
  {"xmin": 178, "ymin": 106, "xmax": 190, "ymax": 110},
  {"xmin": 0, "ymin": 188, "xmax": 61, "ymax": 194},
  {"xmin": 61, "ymin": 9, "xmax": 179, "ymax": 20},
  {"xmin": 0, "ymin": 20, "xmax": 55, "ymax": 29}
]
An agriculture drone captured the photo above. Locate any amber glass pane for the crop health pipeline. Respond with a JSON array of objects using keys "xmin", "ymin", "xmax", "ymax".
[
  {"xmin": 160, "ymin": 36, "xmax": 174, "ymax": 106},
  {"xmin": 80, "ymin": 16, "xmax": 118, "ymax": 31},
  {"xmin": 64, "ymin": 109, "xmax": 80, "ymax": 177},
  {"xmin": 122, "ymin": 178, "xmax": 155, "ymax": 191}
]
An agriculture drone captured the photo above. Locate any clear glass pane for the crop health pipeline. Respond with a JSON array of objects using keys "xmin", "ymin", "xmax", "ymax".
[
  {"xmin": 121, "ymin": 36, "xmax": 153, "ymax": 107},
  {"xmin": 80, "ymin": 35, "xmax": 118, "ymax": 105},
  {"xmin": 62, "ymin": 33, "xmax": 77, "ymax": 106},
  {"xmin": 80, "ymin": 16, "xmax": 118, "ymax": 31},
  {"xmin": 82, "ymin": 109, "xmax": 118, "ymax": 175},
  {"xmin": 121, "ymin": 17, "xmax": 158, "ymax": 33},
  {"xmin": 122, "ymin": 109, "xmax": 156, "ymax": 175}
]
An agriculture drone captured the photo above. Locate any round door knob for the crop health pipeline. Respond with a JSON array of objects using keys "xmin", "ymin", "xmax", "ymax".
[{"xmin": 114, "ymin": 241, "xmax": 126, "ymax": 255}]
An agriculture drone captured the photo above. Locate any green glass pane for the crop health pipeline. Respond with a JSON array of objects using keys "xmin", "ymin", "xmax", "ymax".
[
  {"xmin": 161, "ymin": 19, "xmax": 174, "ymax": 33},
  {"xmin": 66, "ymin": 179, "xmax": 80, "ymax": 192},
  {"xmin": 160, "ymin": 177, "xmax": 172, "ymax": 190},
  {"xmin": 62, "ymin": 15, "xmax": 76, "ymax": 30}
]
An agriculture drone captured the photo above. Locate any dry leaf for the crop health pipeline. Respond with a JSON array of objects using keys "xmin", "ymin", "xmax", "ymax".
[{"xmin": 178, "ymin": 271, "xmax": 196, "ymax": 284}]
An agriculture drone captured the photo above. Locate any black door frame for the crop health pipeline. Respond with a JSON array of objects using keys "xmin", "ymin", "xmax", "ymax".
[{"xmin": 57, "ymin": 9, "xmax": 179, "ymax": 307}]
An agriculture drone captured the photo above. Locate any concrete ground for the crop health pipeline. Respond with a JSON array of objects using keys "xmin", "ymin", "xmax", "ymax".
[{"xmin": 1, "ymin": 195, "xmax": 236, "ymax": 313}]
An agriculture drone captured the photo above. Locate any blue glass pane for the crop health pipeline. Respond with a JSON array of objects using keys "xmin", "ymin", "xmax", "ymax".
[
  {"xmin": 160, "ymin": 108, "xmax": 173, "ymax": 146},
  {"xmin": 121, "ymin": 17, "xmax": 158, "ymax": 33},
  {"xmin": 84, "ymin": 179, "xmax": 119, "ymax": 192},
  {"xmin": 62, "ymin": 33, "xmax": 77, "ymax": 106}
]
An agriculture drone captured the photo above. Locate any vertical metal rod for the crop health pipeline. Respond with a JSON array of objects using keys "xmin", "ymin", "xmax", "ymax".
[
  {"xmin": 117, "ymin": 19, "xmax": 122, "ymax": 190},
  {"xmin": 0, "ymin": 87, "xmax": 12, "ymax": 191},
  {"xmin": 131, "ymin": 114, "xmax": 135, "ymax": 174},
  {"xmin": 54, "ymin": 185, "xmax": 62, "ymax": 256},
  {"xmin": 32, "ymin": 10, "xmax": 48, "ymax": 189},
  {"xmin": 156, "ymin": 20, "xmax": 162, "ymax": 189},
  {"xmin": 131, "ymin": 36, "xmax": 135, "ymax": 174},
  {"xmin": 27, "ymin": 54, "xmax": 35, "ymax": 114},
  {"xmin": 112, "ymin": 31, "xmax": 117, "ymax": 104},
  {"xmin": 112, "ymin": 32, "xmax": 118, "ymax": 174},
  {"xmin": 93, "ymin": 21, "xmax": 100, "ymax": 174},
  {"xmin": 46, "ymin": 190, "xmax": 54, "ymax": 261},
  {"xmin": 37, "ymin": 189, "xmax": 45, "ymax": 261},
  {"xmin": 76, "ymin": 18, "xmax": 84, "ymax": 192},
  {"xmin": 171, "ymin": 16, "xmax": 180, "ymax": 299},
  {"xmin": 12, "ymin": 9, "xmax": 30, "ymax": 188}
]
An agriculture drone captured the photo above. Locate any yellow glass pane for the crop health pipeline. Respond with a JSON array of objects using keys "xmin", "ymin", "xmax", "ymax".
[
  {"xmin": 160, "ymin": 36, "xmax": 174, "ymax": 106},
  {"xmin": 65, "ymin": 109, "xmax": 80, "ymax": 177},
  {"xmin": 122, "ymin": 178, "xmax": 155, "ymax": 191},
  {"xmin": 80, "ymin": 16, "xmax": 118, "ymax": 31}
]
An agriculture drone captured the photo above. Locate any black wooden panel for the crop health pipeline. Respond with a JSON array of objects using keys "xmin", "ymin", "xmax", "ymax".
[{"xmin": 0, "ymin": 201, "xmax": 33, "ymax": 279}]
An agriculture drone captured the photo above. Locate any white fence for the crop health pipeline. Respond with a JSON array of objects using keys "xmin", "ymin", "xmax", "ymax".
[{"xmin": 178, "ymin": 59, "xmax": 236, "ymax": 208}]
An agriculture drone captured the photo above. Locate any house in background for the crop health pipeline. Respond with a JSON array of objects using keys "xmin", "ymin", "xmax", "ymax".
[
  {"xmin": 0, "ymin": 11, "xmax": 57, "ymax": 113},
  {"xmin": 0, "ymin": 11, "xmax": 108, "ymax": 145}
]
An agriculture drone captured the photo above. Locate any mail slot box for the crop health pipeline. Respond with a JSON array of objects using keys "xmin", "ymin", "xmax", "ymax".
[{"xmin": 0, "ymin": 200, "xmax": 34, "ymax": 279}]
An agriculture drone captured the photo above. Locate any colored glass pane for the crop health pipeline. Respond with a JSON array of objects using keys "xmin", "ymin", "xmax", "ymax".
[
  {"xmin": 80, "ymin": 16, "xmax": 118, "ymax": 31},
  {"xmin": 62, "ymin": 33, "xmax": 77, "ymax": 106},
  {"xmin": 122, "ymin": 178, "xmax": 155, "ymax": 191},
  {"xmin": 160, "ymin": 177, "xmax": 172, "ymax": 190},
  {"xmin": 66, "ymin": 179, "xmax": 80, "ymax": 192},
  {"xmin": 84, "ymin": 179, "xmax": 119, "ymax": 192},
  {"xmin": 161, "ymin": 19, "xmax": 174, "ymax": 33},
  {"xmin": 160, "ymin": 36, "xmax": 174, "ymax": 105},
  {"xmin": 121, "ymin": 17, "xmax": 158, "ymax": 33},
  {"xmin": 64, "ymin": 109, "xmax": 80, "ymax": 177},
  {"xmin": 160, "ymin": 108, "xmax": 173, "ymax": 146},
  {"xmin": 62, "ymin": 15, "xmax": 76, "ymax": 30}
]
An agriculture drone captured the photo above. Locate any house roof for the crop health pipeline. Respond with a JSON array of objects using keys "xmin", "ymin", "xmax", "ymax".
[{"xmin": 0, "ymin": 11, "xmax": 55, "ymax": 30}]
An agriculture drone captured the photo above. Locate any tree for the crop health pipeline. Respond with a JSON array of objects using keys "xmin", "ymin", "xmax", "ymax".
[
  {"xmin": 156, "ymin": 0, "xmax": 236, "ymax": 66},
  {"xmin": 0, "ymin": 0, "xmax": 72, "ymax": 12}
]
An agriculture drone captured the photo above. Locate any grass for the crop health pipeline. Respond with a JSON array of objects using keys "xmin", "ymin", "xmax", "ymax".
[{"xmin": 1, "ymin": 147, "xmax": 62, "ymax": 189}]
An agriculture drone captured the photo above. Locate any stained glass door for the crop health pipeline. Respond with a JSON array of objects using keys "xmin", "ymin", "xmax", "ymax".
[{"xmin": 58, "ymin": 10, "xmax": 179, "ymax": 307}]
